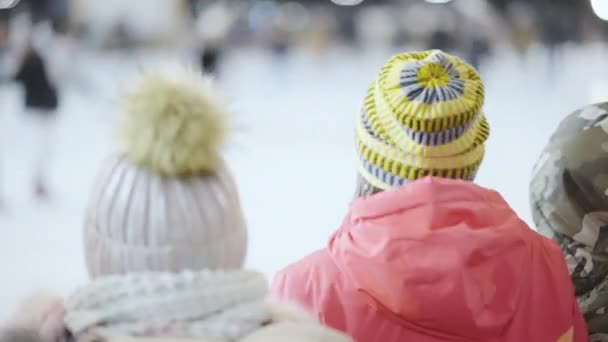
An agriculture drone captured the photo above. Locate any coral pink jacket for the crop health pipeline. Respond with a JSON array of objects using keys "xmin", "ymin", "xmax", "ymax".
[{"xmin": 271, "ymin": 177, "xmax": 586, "ymax": 342}]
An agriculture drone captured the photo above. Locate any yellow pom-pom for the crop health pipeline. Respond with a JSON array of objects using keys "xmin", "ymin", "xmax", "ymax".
[{"xmin": 119, "ymin": 71, "xmax": 228, "ymax": 176}]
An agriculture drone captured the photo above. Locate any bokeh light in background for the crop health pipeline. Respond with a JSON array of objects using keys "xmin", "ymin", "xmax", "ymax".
[
  {"xmin": 591, "ymin": 0, "xmax": 608, "ymax": 21},
  {"xmin": 248, "ymin": 1, "xmax": 276, "ymax": 31},
  {"xmin": 330, "ymin": 0, "xmax": 365, "ymax": 6},
  {"xmin": 277, "ymin": 2, "xmax": 310, "ymax": 33},
  {"xmin": 0, "ymin": 0, "xmax": 20, "ymax": 9},
  {"xmin": 424, "ymin": 0, "xmax": 453, "ymax": 4}
]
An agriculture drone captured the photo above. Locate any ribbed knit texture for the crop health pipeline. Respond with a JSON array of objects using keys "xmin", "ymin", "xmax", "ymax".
[
  {"xmin": 355, "ymin": 50, "xmax": 490, "ymax": 190},
  {"xmin": 62, "ymin": 270, "xmax": 353, "ymax": 342},
  {"xmin": 83, "ymin": 155, "xmax": 247, "ymax": 278},
  {"xmin": 65, "ymin": 270, "xmax": 269, "ymax": 340}
]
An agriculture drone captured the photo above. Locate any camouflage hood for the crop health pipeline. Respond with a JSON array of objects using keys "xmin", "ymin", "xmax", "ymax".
[{"xmin": 530, "ymin": 102, "xmax": 608, "ymax": 336}]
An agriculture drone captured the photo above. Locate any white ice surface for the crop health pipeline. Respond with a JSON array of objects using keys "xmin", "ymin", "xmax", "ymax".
[{"xmin": 0, "ymin": 43, "xmax": 607, "ymax": 319}]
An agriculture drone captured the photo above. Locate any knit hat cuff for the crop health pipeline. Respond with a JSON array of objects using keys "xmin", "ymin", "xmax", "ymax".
[
  {"xmin": 84, "ymin": 216, "xmax": 248, "ymax": 277},
  {"xmin": 356, "ymin": 151, "xmax": 482, "ymax": 191}
]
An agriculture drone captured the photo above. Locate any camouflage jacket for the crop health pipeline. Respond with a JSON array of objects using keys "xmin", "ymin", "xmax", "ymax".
[{"xmin": 530, "ymin": 102, "xmax": 608, "ymax": 337}]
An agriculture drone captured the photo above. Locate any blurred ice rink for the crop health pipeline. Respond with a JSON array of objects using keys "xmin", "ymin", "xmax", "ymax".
[{"xmin": 0, "ymin": 43, "xmax": 606, "ymax": 318}]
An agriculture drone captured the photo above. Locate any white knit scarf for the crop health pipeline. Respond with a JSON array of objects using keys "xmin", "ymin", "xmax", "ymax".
[{"xmin": 63, "ymin": 270, "xmax": 272, "ymax": 342}]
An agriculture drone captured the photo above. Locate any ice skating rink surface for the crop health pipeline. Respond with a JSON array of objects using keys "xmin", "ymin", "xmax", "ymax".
[{"xmin": 0, "ymin": 44, "xmax": 605, "ymax": 318}]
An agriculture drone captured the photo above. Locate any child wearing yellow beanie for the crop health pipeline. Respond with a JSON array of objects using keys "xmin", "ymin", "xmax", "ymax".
[{"xmin": 272, "ymin": 50, "xmax": 586, "ymax": 342}]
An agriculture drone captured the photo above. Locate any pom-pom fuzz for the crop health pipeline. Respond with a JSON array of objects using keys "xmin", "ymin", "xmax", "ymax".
[{"xmin": 119, "ymin": 72, "xmax": 228, "ymax": 176}]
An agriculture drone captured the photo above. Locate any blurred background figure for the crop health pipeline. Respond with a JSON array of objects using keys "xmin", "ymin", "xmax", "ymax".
[
  {"xmin": 194, "ymin": 1, "xmax": 235, "ymax": 75},
  {"xmin": 504, "ymin": 1, "xmax": 536, "ymax": 66},
  {"xmin": 537, "ymin": 0, "xmax": 582, "ymax": 80},
  {"xmin": 0, "ymin": 2, "xmax": 69, "ymax": 201},
  {"xmin": 14, "ymin": 42, "xmax": 59, "ymax": 199},
  {"xmin": 2, "ymin": 0, "xmax": 608, "ymax": 323}
]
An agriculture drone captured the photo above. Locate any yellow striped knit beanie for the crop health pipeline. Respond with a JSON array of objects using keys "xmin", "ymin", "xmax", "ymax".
[{"xmin": 356, "ymin": 50, "xmax": 490, "ymax": 190}]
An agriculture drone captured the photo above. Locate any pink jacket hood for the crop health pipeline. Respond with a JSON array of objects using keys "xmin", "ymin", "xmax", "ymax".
[{"xmin": 273, "ymin": 177, "xmax": 586, "ymax": 341}]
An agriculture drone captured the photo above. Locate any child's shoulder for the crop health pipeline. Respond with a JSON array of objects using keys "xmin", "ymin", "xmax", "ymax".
[{"xmin": 278, "ymin": 248, "xmax": 335, "ymax": 280}]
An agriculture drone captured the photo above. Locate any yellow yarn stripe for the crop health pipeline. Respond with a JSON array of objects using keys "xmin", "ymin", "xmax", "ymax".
[
  {"xmin": 358, "ymin": 113, "xmax": 489, "ymax": 167},
  {"xmin": 355, "ymin": 153, "xmax": 484, "ymax": 190},
  {"xmin": 377, "ymin": 51, "xmax": 484, "ymax": 133},
  {"xmin": 356, "ymin": 137, "xmax": 485, "ymax": 174},
  {"xmin": 365, "ymin": 81, "xmax": 490, "ymax": 157}
]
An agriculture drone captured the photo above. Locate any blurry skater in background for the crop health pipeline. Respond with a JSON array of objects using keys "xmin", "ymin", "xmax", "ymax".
[
  {"xmin": 15, "ymin": 42, "xmax": 58, "ymax": 200},
  {"xmin": 0, "ymin": 13, "xmax": 57, "ymax": 202},
  {"xmin": 0, "ymin": 0, "xmax": 77, "ymax": 203},
  {"xmin": 195, "ymin": 1, "xmax": 234, "ymax": 75},
  {"xmin": 505, "ymin": 1, "xmax": 536, "ymax": 65}
]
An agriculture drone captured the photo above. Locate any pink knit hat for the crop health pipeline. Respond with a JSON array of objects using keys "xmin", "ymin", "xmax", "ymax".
[{"xmin": 83, "ymin": 71, "xmax": 247, "ymax": 278}]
